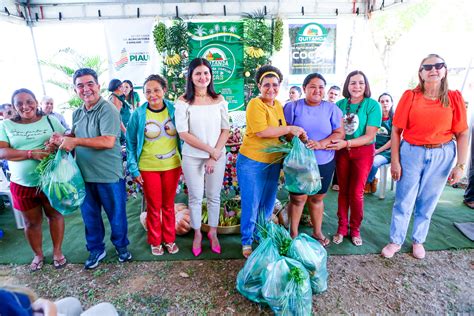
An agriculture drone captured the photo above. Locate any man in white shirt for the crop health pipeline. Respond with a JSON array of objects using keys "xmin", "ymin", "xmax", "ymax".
[{"xmin": 40, "ymin": 96, "xmax": 70, "ymax": 131}]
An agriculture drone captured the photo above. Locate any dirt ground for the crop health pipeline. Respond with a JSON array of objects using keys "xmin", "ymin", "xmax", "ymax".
[{"xmin": 1, "ymin": 249, "xmax": 473, "ymax": 314}]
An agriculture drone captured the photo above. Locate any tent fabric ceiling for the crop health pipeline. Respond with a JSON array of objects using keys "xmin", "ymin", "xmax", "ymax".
[{"xmin": 1, "ymin": 0, "xmax": 403, "ymax": 23}]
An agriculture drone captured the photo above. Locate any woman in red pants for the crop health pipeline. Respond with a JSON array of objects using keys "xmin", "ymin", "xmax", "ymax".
[
  {"xmin": 126, "ymin": 74, "xmax": 182, "ymax": 256},
  {"xmin": 326, "ymin": 71, "xmax": 382, "ymax": 246}
]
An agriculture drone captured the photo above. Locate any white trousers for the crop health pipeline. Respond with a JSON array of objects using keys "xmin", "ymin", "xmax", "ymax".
[{"xmin": 182, "ymin": 155, "xmax": 226, "ymax": 229}]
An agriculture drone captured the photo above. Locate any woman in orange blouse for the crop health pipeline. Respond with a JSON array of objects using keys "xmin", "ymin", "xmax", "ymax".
[{"xmin": 381, "ymin": 54, "xmax": 468, "ymax": 259}]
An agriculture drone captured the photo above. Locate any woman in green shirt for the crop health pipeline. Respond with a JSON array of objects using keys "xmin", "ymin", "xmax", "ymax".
[
  {"xmin": 326, "ymin": 71, "xmax": 382, "ymax": 247},
  {"xmin": 0, "ymin": 88, "xmax": 67, "ymax": 271}
]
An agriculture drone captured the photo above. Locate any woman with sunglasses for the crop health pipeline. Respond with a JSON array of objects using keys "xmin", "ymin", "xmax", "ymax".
[
  {"xmin": 326, "ymin": 70, "xmax": 382, "ymax": 247},
  {"xmin": 175, "ymin": 58, "xmax": 230, "ymax": 257},
  {"xmin": 364, "ymin": 93, "xmax": 394, "ymax": 193},
  {"xmin": 237, "ymin": 65, "xmax": 306, "ymax": 258},
  {"xmin": 381, "ymin": 54, "xmax": 468, "ymax": 259}
]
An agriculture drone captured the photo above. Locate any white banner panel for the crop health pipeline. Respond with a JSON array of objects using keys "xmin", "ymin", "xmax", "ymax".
[{"xmin": 104, "ymin": 18, "xmax": 156, "ymax": 88}]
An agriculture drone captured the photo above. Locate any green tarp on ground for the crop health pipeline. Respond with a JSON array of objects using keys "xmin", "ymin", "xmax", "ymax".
[{"xmin": 0, "ymin": 186, "xmax": 473, "ymax": 264}]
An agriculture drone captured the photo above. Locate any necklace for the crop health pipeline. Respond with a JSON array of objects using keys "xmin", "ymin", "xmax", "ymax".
[
  {"xmin": 345, "ymin": 98, "xmax": 364, "ymax": 124},
  {"xmin": 195, "ymin": 91, "xmax": 207, "ymax": 97}
]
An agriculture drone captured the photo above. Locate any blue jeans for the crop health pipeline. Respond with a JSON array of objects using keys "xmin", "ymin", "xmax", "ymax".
[
  {"xmin": 81, "ymin": 179, "xmax": 129, "ymax": 253},
  {"xmin": 390, "ymin": 141, "xmax": 455, "ymax": 244},
  {"xmin": 367, "ymin": 155, "xmax": 389, "ymax": 182},
  {"xmin": 237, "ymin": 154, "xmax": 281, "ymax": 246}
]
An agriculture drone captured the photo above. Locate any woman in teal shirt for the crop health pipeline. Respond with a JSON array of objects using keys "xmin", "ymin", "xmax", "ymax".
[{"xmin": 326, "ymin": 71, "xmax": 382, "ymax": 247}]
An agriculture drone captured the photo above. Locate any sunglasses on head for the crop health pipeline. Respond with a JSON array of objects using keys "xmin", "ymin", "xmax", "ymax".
[{"xmin": 420, "ymin": 62, "xmax": 445, "ymax": 71}]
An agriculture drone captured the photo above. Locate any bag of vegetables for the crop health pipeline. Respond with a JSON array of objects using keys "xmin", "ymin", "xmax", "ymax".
[
  {"xmin": 264, "ymin": 137, "xmax": 321, "ymax": 195},
  {"xmin": 283, "ymin": 137, "xmax": 322, "ymax": 195},
  {"xmin": 39, "ymin": 150, "xmax": 86, "ymax": 215},
  {"xmin": 236, "ymin": 237, "xmax": 280, "ymax": 303},
  {"xmin": 287, "ymin": 233, "xmax": 328, "ymax": 294},
  {"xmin": 261, "ymin": 256, "xmax": 312, "ymax": 315}
]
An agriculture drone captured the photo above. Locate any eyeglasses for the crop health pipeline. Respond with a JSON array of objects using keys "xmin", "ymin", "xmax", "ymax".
[{"xmin": 420, "ymin": 62, "xmax": 445, "ymax": 71}]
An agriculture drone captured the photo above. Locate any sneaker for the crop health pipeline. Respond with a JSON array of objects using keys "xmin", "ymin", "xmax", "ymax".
[
  {"xmin": 412, "ymin": 243, "xmax": 425, "ymax": 259},
  {"xmin": 381, "ymin": 243, "xmax": 401, "ymax": 258},
  {"xmin": 84, "ymin": 250, "xmax": 106, "ymax": 270},
  {"xmin": 116, "ymin": 247, "xmax": 132, "ymax": 263}
]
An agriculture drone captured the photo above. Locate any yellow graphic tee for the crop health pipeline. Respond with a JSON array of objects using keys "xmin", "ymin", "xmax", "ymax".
[{"xmin": 138, "ymin": 107, "xmax": 181, "ymax": 171}]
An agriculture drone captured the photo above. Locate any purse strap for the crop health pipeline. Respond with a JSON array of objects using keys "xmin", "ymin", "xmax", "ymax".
[{"xmin": 46, "ymin": 115, "xmax": 55, "ymax": 132}]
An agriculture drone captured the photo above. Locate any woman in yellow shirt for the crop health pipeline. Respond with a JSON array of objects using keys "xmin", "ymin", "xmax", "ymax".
[{"xmin": 237, "ymin": 65, "xmax": 305, "ymax": 258}]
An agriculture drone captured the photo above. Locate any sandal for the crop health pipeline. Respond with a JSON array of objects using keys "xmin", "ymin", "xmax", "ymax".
[
  {"xmin": 351, "ymin": 236, "xmax": 363, "ymax": 247},
  {"xmin": 332, "ymin": 234, "xmax": 344, "ymax": 245},
  {"xmin": 164, "ymin": 242, "xmax": 179, "ymax": 254},
  {"xmin": 242, "ymin": 245, "xmax": 253, "ymax": 258},
  {"xmin": 53, "ymin": 256, "xmax": 67, "ymax": 269},
  {"xmin": 151, "ymin": 245, "xmax": 164, "ymax": 256},
  {"xmin": 312, "ymin": 235, "xmax": 330, "ymax": 247},
  {"xmin": 30, "ymin": 256, "xmax": 44, "ymax": 272}
]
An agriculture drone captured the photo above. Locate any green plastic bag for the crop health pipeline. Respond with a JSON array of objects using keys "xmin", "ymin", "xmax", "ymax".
[
  {"xmin": 41, "ymin": 150, "xmax": 86, "ymax": 215},
  {"xmin": 261, "ymin": 257, "xmax": 312, "ymax": 315},
  {"xmin": 283, "ymin": 137, "xmax": 321, "ymax": 195},
  {"xmin": 236, "ymin": 237, "xmax": 280, "ymax": 303},
  {"xmin": 287, "ymin": 233, "xmax": 328, "ymax": 294}
]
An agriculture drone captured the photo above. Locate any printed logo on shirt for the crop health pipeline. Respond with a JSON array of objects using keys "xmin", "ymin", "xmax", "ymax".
[
  {"xmin": 377, "ymin": 126, "xmax": 389, "ymax": 136},
  {"xmin": 343, "ymin": 113, "xmax": 359, "ymax": 136},
  {"xmin": 144, "ymin": 119, "xmax": 177, "ymax": 141}
]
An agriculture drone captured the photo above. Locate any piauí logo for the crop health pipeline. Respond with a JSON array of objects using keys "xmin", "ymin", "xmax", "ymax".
[
  {"xmin": 295, "ymin": 23, "xmax": 328, "ymax": 45},
  {"xmin": 114, "ymin": 48, "xmax": 129, "ymax": 71}
]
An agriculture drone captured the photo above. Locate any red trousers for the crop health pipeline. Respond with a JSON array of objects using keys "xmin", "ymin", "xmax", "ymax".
[
  {"xmin": 335, "ymin": 144, "xmax": 374, "ymax": 237},
  {"xmin": 141, "ymin": 167, "xmax": 182, "ymax": 246}
]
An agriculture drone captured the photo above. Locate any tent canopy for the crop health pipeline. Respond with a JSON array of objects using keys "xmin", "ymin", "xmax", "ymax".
[{"xmin": 1, "ymin": 0, "xmax": 403, "ymax": 23}]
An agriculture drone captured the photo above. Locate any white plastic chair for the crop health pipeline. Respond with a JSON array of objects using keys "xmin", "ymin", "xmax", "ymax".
[
  {"xmin": 378, "ymin": 164, "xmax": 395, "ymax": 199},
  {"xmin": 0, "ymin": 169, "xmax": 25, "ymax": 229},
  {"xmin": 228, "ymin": 111, "xmax": 246, "ymax": 128}
]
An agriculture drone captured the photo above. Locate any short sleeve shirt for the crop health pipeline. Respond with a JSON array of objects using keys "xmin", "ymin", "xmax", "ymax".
[
  {"xmin": 239, "ymin": 97, "xmax": 287, "ymax": 163},
  {"xmin": 284, "ymin": 99, "xmax": 342, "ymax": 164},
  {"xmin": 393, "ymin": 89, "xmax": 467, "ymax": 145},
  {"xmin": 0, "ymin": 116, "xmax": 65, "ymax": 187},
  {"xmin": 72, "ymin": 97, "xmax": 123, "ymax": 183},
  {"xmin": 139, "ymin": 107, "xmax": 180, "ymax": 171},
  {"xmin": 337, "ymin": 98, "xmax": 382, "ymax": 142}
]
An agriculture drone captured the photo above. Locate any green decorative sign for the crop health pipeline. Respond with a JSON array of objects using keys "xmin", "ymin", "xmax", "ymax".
[{"xmin": 188, "ymin": 22, "xmax": 244, "ymax": 111}]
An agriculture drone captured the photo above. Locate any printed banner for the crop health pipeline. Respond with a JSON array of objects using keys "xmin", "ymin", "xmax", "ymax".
[
  {"xmin": 289, "ymin": 21, "xmax": 337, "ymax": 75},
  {"xmin": 188, "ymin": 22, "xmax": 244, "ymax": 111},
  {"xmin": 104, "ymin": 18, "xmax": 155, "ymax": 88}
]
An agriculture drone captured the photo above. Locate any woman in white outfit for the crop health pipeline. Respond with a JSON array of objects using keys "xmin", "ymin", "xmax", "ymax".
[{"xmin": 175, "ymin": 58, "xmax": 230, "ymax": 257}]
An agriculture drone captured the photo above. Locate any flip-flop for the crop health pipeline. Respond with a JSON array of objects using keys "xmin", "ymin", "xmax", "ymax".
[
  {"xmin": 242, "ymin": 245, "xmax": 252, "ymax": 258},
  {"xmin": 312, "ymin": 235, "xmax": 330, "ymax": 247},
  {"xmin": 332, "ymin": 234, "xmax": 344, "ymax": 244},
  {"xmin": 351, "ymin": 236, "xmax": 363, "ymax": 247},
  {"xmin": 30, "ymin": 257, "xmax": 44, "ymax": 272},
  {"xmin": 53, "ymin": 256, "xmax": 67, "ymax": 269}
]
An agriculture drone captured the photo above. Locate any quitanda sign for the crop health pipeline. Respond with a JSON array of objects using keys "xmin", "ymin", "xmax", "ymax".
[
  {"xmin": 289, "ymin": 20, "xmax": 336, "ymax": 75},
  {"xmin": 295, "ymin": 23, "xmax": 328, "ymax": 45}
]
